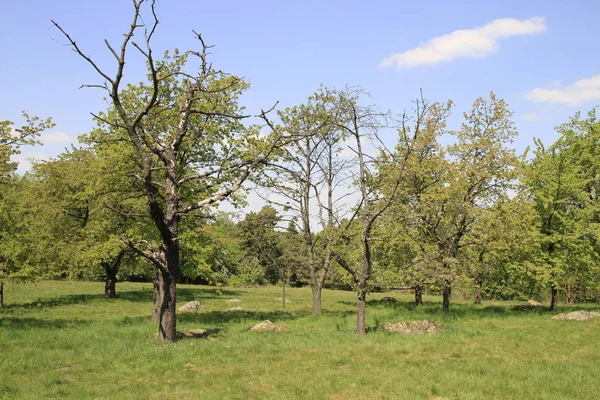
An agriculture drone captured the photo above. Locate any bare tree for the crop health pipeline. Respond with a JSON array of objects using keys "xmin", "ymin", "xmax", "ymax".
[
  {"xmin": 53, "ymin": 0, "xmax": 293, "ymax": 342},
  {"xmin": 262, "ymin": 89, "xmax": 352, "ymax": 315},
  {"xmin": 332, "ymin": 88, "xmax": 443, "ymax": 334}
]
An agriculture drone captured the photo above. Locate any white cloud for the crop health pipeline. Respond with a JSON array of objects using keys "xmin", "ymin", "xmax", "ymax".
[
  {"xmin": 11, "ymin": 152, "xmax": 52, "ymax": 174},
  {"xmin": 520, "ymin": 112, "xmax": 541, "ymax": 121},
  {"xmin": 525, "ymin": 74, "xmax": 600, "ymax": 106},
  {"xmin": 41, "ymin": 132, "xmax": 76, "ymax": 145},
  {"xmin": 380, "ymin": 17, "xmax": 546, "ymax": 68}
]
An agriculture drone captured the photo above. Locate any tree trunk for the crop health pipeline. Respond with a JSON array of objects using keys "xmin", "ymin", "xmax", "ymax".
[
  {"xmin": 550, "ymin": 286, "xmax": 558, "ymax": 311},
  {"xmin": 474, "ymin": 280, "xmax": 482, "ymax": 304},
  {"xmin": 414, "ymin": 285, "xmax": 423, "ymax": 306},
  {"xmin": 104, "ymin": 274, "xmax": 117, "ymax": 298},
  {"xmin": 282, "ymin": 268, "xmax": 286, "ymax": 309},
  {"xmin": 312, "ymin": 285, "xmax": 322, "ymax": 315},
  {"xmin": 0, "ymin": 281, "xmax": 4, "ymax": 309},
  {"xmin": 357, "ymin": 287, "xmax": 367, "ymax": 335},
  {"xmin": 152, "ymin": 270, "xmax": 161, "ymax": 322},
  {"xmin": 442, "ymin": 285, "xmax": 451, "ymax": 312},
  {"xmin": 102, "ymin": 251, "xmax": 124, "ymax": 299},
  {"xmin": 158, "ymin": 269, "xmax": 177, "ymax": 343}
]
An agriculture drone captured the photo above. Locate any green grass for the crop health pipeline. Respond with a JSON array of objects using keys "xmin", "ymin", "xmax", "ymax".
[{"xmin": 1, "ymin": 281, "xmax": 599, "ymax": 399}]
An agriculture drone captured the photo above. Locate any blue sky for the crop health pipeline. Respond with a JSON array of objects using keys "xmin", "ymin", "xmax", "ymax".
[{"xmin": 2, "ymin": 0, "xmax": 600, "ymax": 172}]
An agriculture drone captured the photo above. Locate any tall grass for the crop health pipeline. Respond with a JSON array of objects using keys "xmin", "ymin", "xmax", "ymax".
[{"xmin": 1, "ymin": 281, "xmax": 599, "ymax": 399}]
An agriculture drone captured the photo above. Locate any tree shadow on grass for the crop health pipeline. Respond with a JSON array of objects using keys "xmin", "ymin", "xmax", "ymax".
[
  {"xmin": 0, "ymin": 317, "xmax": 92, "ymax": 329},
  {"xmin": 177, "ymin": 328, "xmax": 224, "ymax": 340},
  {"xmin": 177, "ymin": 309, "xmax": 312, "ymax": 326},
  {"xmin": 4, "ymin": 286, "xmax": 244, "ymax": 311},
  {"xmin": 335, "ymin": 298, "xmax": 600, "ymax": 319}
]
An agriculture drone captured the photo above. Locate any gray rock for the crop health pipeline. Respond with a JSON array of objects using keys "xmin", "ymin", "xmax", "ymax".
[{"xmin": 178, "ymin": 301, "xmax": 205, "ymax": 312}]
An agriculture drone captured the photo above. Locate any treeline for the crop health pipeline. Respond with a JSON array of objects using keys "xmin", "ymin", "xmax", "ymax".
[{"xmin": 1, "ymin": 1, "xmax": 599, "ymax": 341}]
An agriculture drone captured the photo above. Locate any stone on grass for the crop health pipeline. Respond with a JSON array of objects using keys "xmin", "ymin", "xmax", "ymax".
[
  {"xmin": 527, "ymin": 299, "xmax": 542, "ymax": 306},
  {"xmin": 249, "ymin": 320, "xmax": 288, "ymax": 332},
  {"xmin": 380, "ymin": 320, "xmax": 443, "ymax": 334},
  {"xmin": 380, "ymin": 296, "xmax": 397, "ymax": 303},
  {"xmin": 276, "ymin": 297, "xmax": 291, "ymax": 304},
  {"xmin": 225, "ymin": 298, "xmax": 241, "ymax": 303},
  {"xmin": 226, "ymin": 307, "xmax": 245, "ymax": 311},
  {"xmin": 177, "ymin": 328, "xmax": 209, "ymax": 337},
  {"xmin": 178, "ymin": 301, "xmax": 205, "ymax": 312},
  {"xmin": 551, "ymin": 310, "xmax": 600, "ymax": 321},
  {"xmin": 177, "ymin": 328, "xmax": 222, "ymax": 338}
]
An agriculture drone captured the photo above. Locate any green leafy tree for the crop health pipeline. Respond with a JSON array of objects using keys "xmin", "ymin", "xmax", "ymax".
[
  {"xmin": 20, "ymin": 147, "xmax": 152, "ymax": 298},
  {"xmin": 525, "ymin": 108, "xmax": 600, "ymax": 309},
  {"xmin": 0, "ymin": 114, "xmax": 53, "ymax": 308}
]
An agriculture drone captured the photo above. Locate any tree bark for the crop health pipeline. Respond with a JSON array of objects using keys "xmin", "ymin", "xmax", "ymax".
[
  {"xmin": 414, "ymin": 285, "xmax": 423, "ymax": 306},
  {"xmin": 105, "ymin": 274, "xmax": 117, "ymax": 298},
  {"xmin": 158, "ymin": 269, "xmax": 177, "ymax": 343},
  {"xmin": 550, "ymin": 286, "xmax": 558, "ymax": 311},
  {"xmin": 0, "ymin": 281, "xmax": 4, "ymax": 309},
  {"xmin": 152, "ymin": 270, "xmax": 162, "ymax": 322},
  {"xmin": 312, "ymin": 284, "xmax": 322, "ymax": 315},
  {"xmin": 102, "ymin": 250, "xmax": 125, "ymax": 299},
  {"xmin": 474, "ymin": 280, "xmax": 482, "ymax": 304},
  {"xmin": 442, "ymin": 285, "xmax": 451, "ymax": 312},
  {"xmin": 357, "ymin": 287, "xmax": 367, "ymax": 335}
]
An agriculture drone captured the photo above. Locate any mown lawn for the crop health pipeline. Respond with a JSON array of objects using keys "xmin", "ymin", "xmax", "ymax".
[{"xmin": 1, "ymin": 280, "xmax": 599, "ymax": 399}]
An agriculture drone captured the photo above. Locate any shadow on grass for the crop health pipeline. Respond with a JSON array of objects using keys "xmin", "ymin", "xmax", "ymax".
[
  {"xmin": 337, "ymin": 298, "xmax": 600, "ymax": 319},
  {"xmin": 177, "ymin": 328, "xmax": 224, "ymax": 340},
  {"xmin": 177, "ymin": 309, "xmax": 313, "ymax": 325},
  {"xmin": 0, "ymin": 317, "xmax": 91, "ymax": 329},
  {"xmin": 4, "ymin": 286, "xmax": 243, "ymax": 311}
]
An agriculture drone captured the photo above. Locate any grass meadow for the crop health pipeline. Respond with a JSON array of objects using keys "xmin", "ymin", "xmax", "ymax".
[{"xmin": 1, "ymin": 280, "xmax": 599, "ymax": 399}]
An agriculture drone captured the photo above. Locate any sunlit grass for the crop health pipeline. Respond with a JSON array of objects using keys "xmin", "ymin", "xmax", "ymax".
[{"xmin": 1, "ymin": 280, "xmax": 599, "ymax": 399}]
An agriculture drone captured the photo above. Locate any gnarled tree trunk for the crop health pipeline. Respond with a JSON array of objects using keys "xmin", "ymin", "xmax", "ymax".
[
  {"xmin": 159, "ymin": 269, "xmax": 177, "ymax": 343},
  {"xmin": 414, "ymin": 285, "xmax": 423, "ymax": 306},
  {"xmin": 102, "ymin": 250, "xmax": 125, "ymax": 299}
]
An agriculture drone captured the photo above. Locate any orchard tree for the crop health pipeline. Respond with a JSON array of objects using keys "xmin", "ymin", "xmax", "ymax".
[
  {"xmin": 23, "ymin": 147, "xmax": 152, "ymax": 298},
  {"xmin": 53, "ymin": 0, "xmax": 295, "ymax": 342},
  {"xmin": 265, "ymin": 88, "xmax": 350, "ymax": 314},
  {"xmin": 377, "ymin": 99, "xmax": 451, "ymax": 305},
  {"xmin": 332, "ymin": 89, "xmax": 446, "ymax": 334},
  {"xmin": 0, "ymin": 115, "xmax": 53, "ymax": 308},
  {"xmin": 404, "ymin": 93, "xmax": 520, "ymax": 311},
  {"xmin": 526, "ymin": 108, "xmax": 600, "ymax": 309}
]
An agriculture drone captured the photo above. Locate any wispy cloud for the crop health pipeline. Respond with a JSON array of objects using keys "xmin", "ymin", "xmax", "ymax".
[
  {"xmin": 380, "ymin": 17, "xmax": 546, "ymax": 68},
  {"xmin": 526, "ymin": 74, "xmax": 600, "ymax": 106},
  {"xmin": 41, "ymin": 132, "xmax": 76, "ymax": 145},
  {"xmin": 520, "ymin": 112, "xmax": 541, "ymax": 121}
]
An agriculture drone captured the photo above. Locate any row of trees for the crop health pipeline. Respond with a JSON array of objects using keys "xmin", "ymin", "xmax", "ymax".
[{"xmin": 2, "ymin": 1, "xmax": 599, "ymax": 341}]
